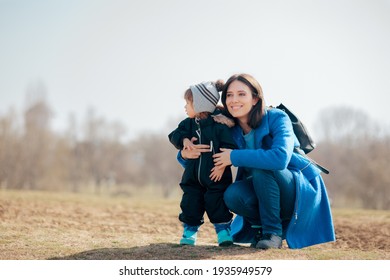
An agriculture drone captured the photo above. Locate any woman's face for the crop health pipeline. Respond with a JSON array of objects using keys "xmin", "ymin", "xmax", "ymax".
[{"xmin": 225, "ymin": 80, "xmax": 258, "ymax": 122}]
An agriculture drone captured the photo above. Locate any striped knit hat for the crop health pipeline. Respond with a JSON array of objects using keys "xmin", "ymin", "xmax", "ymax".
[{"xmin": 190, "ymin": 81, "xmax": 220, "ymax": 113}]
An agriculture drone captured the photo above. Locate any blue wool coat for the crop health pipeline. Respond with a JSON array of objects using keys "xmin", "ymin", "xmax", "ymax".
[
  {"xmin": 229, "ymin": 108, "xmax": 335, "ymax": 249},
  {"xmin": 178, "ymin": 108, "xmax": 336, "ymax": 249}
]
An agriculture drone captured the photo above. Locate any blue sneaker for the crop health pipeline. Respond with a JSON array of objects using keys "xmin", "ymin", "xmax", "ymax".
[
  {"xmin": 180, "ymin": 224, "xmax": 199, "ymax": 246},
  {"xmin": 214, "ymin": 222, "xmax": 233, "ymax": 247},
  {"xmin": 217, "ymin": 228, "xmax": 233, "ymax": 246}
]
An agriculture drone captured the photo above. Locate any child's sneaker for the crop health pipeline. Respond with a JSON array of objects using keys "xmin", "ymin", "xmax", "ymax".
[
  {"xmin": 217, "ymin": 229, "xmax": 233, "ymax": 246},
  {"xmin": 214, "ymin": 222, "xmax": 233, "ymax": 247},
  {"xmin": 180, "ymin": 224, "xmax": 199, "ymax": 246}
]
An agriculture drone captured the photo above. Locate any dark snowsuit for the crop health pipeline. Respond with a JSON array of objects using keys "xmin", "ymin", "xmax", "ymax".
[{"xmin": 168, "ymin": 114, "xmax": 237, "ymax": 226}]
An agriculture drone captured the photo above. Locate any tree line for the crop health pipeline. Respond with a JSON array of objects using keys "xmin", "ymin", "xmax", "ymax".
[{"xmin": 0, "ymin": 95, "xmax": 389, "ymax": 209}]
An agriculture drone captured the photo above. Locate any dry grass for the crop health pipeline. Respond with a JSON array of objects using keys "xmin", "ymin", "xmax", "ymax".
[{"xmin": 0, "ymin": 189, "xmax": 389, "ymax": 260}]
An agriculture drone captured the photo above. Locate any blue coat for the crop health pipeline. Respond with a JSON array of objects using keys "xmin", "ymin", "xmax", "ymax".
[
  {"xmin": 229, "ymin": 108, "xmax": 335, "ymax": 249},
  {"xmin": 178, "ymin": 108, "xmax": 336, "ymax": 249}
]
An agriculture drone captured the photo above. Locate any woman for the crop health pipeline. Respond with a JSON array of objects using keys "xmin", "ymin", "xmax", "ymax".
[{"xmin": 179, "ymin": 73, "xmax": 335, "ymax": 249}]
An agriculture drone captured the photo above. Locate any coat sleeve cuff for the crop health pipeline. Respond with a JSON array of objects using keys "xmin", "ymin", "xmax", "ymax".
[
  {"xmin": 230, "ymin": 149, "xmax": 239, "ymax": 167},
  {"xmin": 177, "ymin": 151, "xmax": 187, "ymax": 168}
]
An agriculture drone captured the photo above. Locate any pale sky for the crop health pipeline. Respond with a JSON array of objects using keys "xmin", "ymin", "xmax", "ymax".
[{"xmin": 1, "ymin": 0, "xmax": 390, "ymax": 139}]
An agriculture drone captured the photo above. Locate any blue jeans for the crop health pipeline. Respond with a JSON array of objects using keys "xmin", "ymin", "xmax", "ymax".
[{"xmin": 224, "ymin": 169, "xmax": 296, "ymax": 237}]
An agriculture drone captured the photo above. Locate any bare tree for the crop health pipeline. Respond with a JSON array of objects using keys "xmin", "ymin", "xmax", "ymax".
[
  {"xmin": 0, "ymin": 109, "xmax": 23, "ymax": 188},
  {"xmin": 130, "ymin": 132, "xmax": 183, "ymax": 197},
  {"xmin": 21, "ymin": 83, "xmax": 53, "ymax": 189},
  {"xmin": 314, "ymin": 106, "xmax": 380, "ymax": 144},
  {"xmin": 77, "ymin": 108, "xmax": 128, "ymax": 193},
  {"xmin": 313, "ymin": 106, "xmax": 390, "ymax": 209}
]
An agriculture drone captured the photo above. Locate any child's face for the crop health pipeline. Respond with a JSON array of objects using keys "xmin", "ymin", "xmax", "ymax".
[{"xmin": 184, "ymin": 99, "xmax": 196, "ymax": 118}]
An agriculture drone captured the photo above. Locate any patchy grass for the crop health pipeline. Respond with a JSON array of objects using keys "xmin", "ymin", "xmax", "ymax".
[{"xmin": 0, "ymin": 189, "xmax": 389, "ymax": 260}]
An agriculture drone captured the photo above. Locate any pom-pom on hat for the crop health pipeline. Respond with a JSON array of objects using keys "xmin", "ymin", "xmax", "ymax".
[{"xmin": 190, "ymin": 81, "xmax": 220, "ymax": 113}]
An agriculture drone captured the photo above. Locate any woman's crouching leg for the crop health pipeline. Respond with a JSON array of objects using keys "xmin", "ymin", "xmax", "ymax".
[{"xmin": 223, "ymin": 179, "xmax": 261, "ymax": 225}]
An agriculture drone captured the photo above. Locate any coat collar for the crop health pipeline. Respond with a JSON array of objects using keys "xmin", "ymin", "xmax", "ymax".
[
  {"xmin": 195, "ymin": 114, "xmax": 214, "ymax": 126},
  {"xmin": 233, "ymin": 108, "xmax": 270, "ymax": 148},
  {"xmin": 254, "ymin": 108, "xmax": 270, "ymax": 144}
]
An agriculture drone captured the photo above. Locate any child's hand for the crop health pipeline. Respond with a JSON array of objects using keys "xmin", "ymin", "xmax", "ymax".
[
  {"xmin": 181, "ymin": 143, "xmax": 211, "ymax": 159},
  {"xmin": 183, "ymin": 137, "xmax": 197, "ymax": 150},
  {"xmin": 210, "ymin": 166, "xmax": 226, "ymax": 182}
]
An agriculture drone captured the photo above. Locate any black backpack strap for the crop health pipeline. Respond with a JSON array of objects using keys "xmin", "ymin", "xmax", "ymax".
[
  {"xmin": 294, "ymin": 147, "xmax": 330, "ymax": 175},
  {"xmin": 277, "ymin": 103, "xmax": 316, "ymax": 154}
]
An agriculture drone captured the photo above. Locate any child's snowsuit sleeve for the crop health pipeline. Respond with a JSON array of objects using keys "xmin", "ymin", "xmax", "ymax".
[{"xmin": 168, "ymin": 118, "xmax": 193, "ymax": 150}]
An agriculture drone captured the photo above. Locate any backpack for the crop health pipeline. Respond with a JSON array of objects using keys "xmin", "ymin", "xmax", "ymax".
[
  {"xmin": 275, "ymin": 103, "xmax": 329, "ymax": 174},
  {"xmin": 276, "ymin": 103, "xmax": 315, "ymax": 154}
]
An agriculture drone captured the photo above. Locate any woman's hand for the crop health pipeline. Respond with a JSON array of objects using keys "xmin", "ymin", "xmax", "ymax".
[
  {"xmin": 212, "ymin": 148, "xmax": 232, "ymax": 168},
  {"xmin": 180, "ymin": 143, "xmax": 211, "ymax": 159}
]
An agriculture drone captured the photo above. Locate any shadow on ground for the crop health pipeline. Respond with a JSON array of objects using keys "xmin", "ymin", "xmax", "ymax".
[{"xmin": 50, "ymin": 243, "xmax": 259, "ymax": 260}]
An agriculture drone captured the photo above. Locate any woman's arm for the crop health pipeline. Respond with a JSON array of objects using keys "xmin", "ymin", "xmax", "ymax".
[
  {"xmin": 231, "ymin": 110, "xmax": 294, "ymax": 170},
  {"xmin": 213, "ymin": 110, "xmax": 295, "ymax": 171}
]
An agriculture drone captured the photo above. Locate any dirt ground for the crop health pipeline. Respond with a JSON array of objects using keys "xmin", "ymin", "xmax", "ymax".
[{"xmin": 0, "ymin": 190, "xmax": 389, "ymax": 260}]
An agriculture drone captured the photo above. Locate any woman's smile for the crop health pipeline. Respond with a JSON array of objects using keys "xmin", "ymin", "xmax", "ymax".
[
  {"xmin": 230, "ymin": 104, "xmax": 243, "ymax": 111},
  {"xmin": 226, "ymin": 80, "xmax": 257, "ymax": 121}
]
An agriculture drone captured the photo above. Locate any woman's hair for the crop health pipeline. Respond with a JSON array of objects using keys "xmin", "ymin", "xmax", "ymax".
[
  {"xmin": 221, "ymin": 73, "xmax": 265, "ymax": 128},
  {"xmin": 184, "ymin": 79, "xmax": 225, "ymax": 119}
]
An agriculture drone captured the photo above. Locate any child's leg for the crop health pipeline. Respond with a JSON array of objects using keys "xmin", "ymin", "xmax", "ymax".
[
  {"xmin": 204, "ymin": 185, "xmax": 234, "ymax": 246},
  {"xmin": 178, "ymin": 183, "xmax": 205, "ymax": 245},
  {"xmin": 204, "ymin": 185, "xmax": 233, "ymax": 224},
  {"xmin": 179, "ymin": 183, "xmax": 205, "ymax": 226}
]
